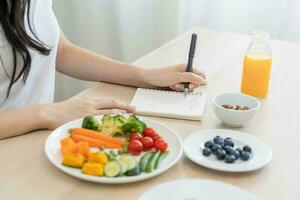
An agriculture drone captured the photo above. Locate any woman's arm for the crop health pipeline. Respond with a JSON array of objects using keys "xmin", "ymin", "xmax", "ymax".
[
  {"xmin": 0, "ymin": 105, "xmax": 47, "ymax": 139},
  {"xmin": 0, "ymin": 97, "xmax": 135, "ymax": 139},
  {"xmin": 56, "ymin": 32, "xmax": 150, "ymax": 88},
  {"xmin": 56, "ymin": 32, "xmax": 207, "ymax": 90}
]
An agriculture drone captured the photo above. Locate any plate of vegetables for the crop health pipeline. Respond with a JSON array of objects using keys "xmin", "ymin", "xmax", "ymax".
[{"xmin": 45, "ymin": 114, "xmax": 183, "ymax": 184}]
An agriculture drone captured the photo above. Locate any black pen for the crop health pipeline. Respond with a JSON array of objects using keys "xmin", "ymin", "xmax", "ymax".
[{"xmin": 184, "ymin": 33, "xmax": 197, "ymax": 97}]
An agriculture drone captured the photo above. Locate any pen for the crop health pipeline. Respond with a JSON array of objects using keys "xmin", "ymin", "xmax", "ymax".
[{"xmin": 184, "ymin": 33, "xmax": 197, "ymax": 97}]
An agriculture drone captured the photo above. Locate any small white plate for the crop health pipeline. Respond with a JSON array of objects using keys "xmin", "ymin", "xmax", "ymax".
[
  {"xmin": 139, "ymin": 179, "xmax": 259, "ymax": 200},
  {"xmin": 184, "ymin": 129, "xmax": 272, "ymax": 172},
  {"xmin": 45, "ymin": 115, "xmax": 183, "ymax": 184}
]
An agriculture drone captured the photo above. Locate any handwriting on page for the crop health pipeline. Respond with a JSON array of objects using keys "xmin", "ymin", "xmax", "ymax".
[{"xmin": 187, "ymin": 95, "xmax": 201, "ymax": 109}]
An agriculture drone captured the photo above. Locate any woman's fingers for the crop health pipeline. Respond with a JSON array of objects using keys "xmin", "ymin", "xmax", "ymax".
[
  {"xmin": 93, "ymin": 109, "xmax": 128, "ymax": 115},
  {"xmin": 178, "ymin": 72, "xmax": 207, "ymax": 85},
  {"xmin": 192, "ymin": 68, "xmax": 207, "ymax": 80},
  {"xmin": 177, "ymin": 63, "xmax": 207, "ymax": 80},
  {"xmin": 93, "ymin": 98, "xmax": 136, "ymax": 112},
  {"xmin": 170, "ymin": 83, "xmax": 199, "ymax": 91}
]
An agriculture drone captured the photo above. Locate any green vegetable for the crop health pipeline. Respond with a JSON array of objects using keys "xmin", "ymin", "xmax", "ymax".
[
  {"xmin": 126, "ymin": 165, "xmax": 141, "ymax": 176},
  {"xmin": 101, "ymin": 114, "xmax": 126, "ymax": 136},
  {"xmin": 106, "ymin": 150, "xmax": 118, "ymax": 161},
  {"xmin": 121, "ymin": 115, "xmax": 146, "ymax": 134},
  {"xmin": 104, "ymin": 161, "xmax": 121, "ymax": 177},
  {"xmin": 139, "ymin": 152, "xmax": 155, "ymax": 172},
  {"xmin": 154, "ymin": 151, "xmax": 169, "ymax": 170},
  {"xmin": 146, "ymin": 152, "xmax": 160, "ymax": 173},
  {"xmin": 82, "ymin": 115, "xmax": 101, "ymax": 131},
  {"xmin": 117, "ymin": 160, "xmax": 128, "ymax": 175},
  {"xmin": 119, "ymin": 155, "xmax": 137, "ymax": 171},
  {"xmin": 117, "ymin": 145, "xmax": 128, "ymax": 155}
]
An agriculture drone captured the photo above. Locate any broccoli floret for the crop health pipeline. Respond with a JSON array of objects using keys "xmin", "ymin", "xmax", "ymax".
[
  {"xmin": 101, "ymin": 114, "xmax": 126, "ymax": 136},
  {"xmin": 121, "ymin": 115, "xmax": 146, "ymax": 134},
  {"xmin": 82, "ymin": 115, "xmax": 101, "ymax": 131}
]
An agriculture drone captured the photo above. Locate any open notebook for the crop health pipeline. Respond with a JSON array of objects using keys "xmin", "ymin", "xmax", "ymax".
[{"xmin": 131, "ymin": 88, "xmax": 206, "ymax": 121}]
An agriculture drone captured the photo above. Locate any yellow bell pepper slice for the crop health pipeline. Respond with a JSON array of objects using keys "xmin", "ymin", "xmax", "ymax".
[
  {"xmin": 88, "ymin": 152, "xmax": 108, "ymax": 164},
  {"xmin": 82, "ymin": 162, "xmax": 104, "ymax": 176}
]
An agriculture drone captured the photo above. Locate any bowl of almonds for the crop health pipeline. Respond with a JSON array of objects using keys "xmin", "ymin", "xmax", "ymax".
[{"xmin": 212, "ymin": 93, "xmax": 260, "ymax": 127}]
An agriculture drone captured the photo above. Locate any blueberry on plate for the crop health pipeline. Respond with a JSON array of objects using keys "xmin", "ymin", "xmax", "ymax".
[
  {"xmin": 202, "ymin": 148, "xmax": 212, "ymax": 156},
  {"xmin": 214, "ymin": 138, "xmax": 224, "ymax": 146},
  {"xmin": 211, "ymin": 144, "xmax": 222, "ymax": 153},
  {"xmin": 216, "ymin": 149, "xmax": 226, "ymax": 160},
  {"xmin": 224, "ymin": 139, "xmax": 234, "ymax": 147},
  {"xmin": 225, "ymin": 155, "xmax": 235, "ymax": 163},
  {"xmin": 235, "ymin": 147, "xmax": 243, "ymax": 154},
  {"xmin": 230, "ymin": 150, "xmax": 240, "ymax": 160},
  {"xmin": 241, "ymin": 151, "xmax": 251, "ymax": 161},
  {"xmin": 213, "ymin": 136, "xmax": 221, "ymax": 143},
  {"xmin": 204, "ymin": 141, "xmax": 213, "ymax": 149},
  {"xmin": 243, "ymin": 145, "xmax": 252, "ymax": 153},
  {"xmin": 223, "ymin": 145, "xmax": 234, "ymax": 154}
]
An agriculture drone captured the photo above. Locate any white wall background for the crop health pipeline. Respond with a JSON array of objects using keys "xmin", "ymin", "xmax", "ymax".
[{"xmin": 53, "ymin": 0, "xmax": 300, "ymax": 101}]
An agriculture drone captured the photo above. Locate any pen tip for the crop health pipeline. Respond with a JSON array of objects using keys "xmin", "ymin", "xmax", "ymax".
[{"xmin": 184, "ymin": 88, "xmax": 188, "ymax": 97}]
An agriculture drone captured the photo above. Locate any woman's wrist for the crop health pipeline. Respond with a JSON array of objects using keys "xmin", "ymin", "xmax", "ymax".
[{"xmin": 136, "ymin": 67, "xmax": 157, "ymax": 88}]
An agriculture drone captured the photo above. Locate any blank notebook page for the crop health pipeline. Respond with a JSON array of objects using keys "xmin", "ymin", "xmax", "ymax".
[{"xmin": 131, "ymin": 88, "xmax": 206, "ymax": 121}]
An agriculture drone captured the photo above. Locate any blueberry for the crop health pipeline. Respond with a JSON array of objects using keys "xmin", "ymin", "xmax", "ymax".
[
  {"xmin": 224, "ymin": 140, "xmax": 234, "ymax": 147},
  {"xmin": 241, "ymin": 151, "xmax": 250, "ymax": 161},
  {"xmin": 225, "ymin": 155, "xmax": 235, "ymax": 163},
  {"xmin": 235, "ymin": 147, "xmax": 243, "ymax": 154},
  {"xmin": 216, "ymin": 149, "xmax": 226, "ymax": 160},
  {"xmin": 215, "ymin": 138, "xmax": 224, "ymax": 146},
  {"xmin": 243, "ymin": 145, "xmax": 252, "ymax": 153},
  {"xmin": 204, "ymin": 141, "xmax": 213, "ymax": 149},
  {"xmin": 211, "ymin": 144, "xmax": 222, "ymax": 153},
  {"xmin": 202, "ymin": 148, "xmax": 212, "ymax": 156},
  {"xmin": 213, "ymin": 136, "xmax": 221, "ymax": 143},
  {"xmin": 225, "ymin": 137, "xmax": 232, "ymax": 141},
  {"xmin": 230, "ymin": 150, "xmax": 240, "ymax": 160},
  {"xmin": 223, "ymin": 145, "xmax": 234, "ymax": 154}
]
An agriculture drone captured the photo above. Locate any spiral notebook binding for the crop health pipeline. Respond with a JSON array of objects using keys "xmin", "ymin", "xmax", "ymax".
[{"xmin": 139, "ymin": 88, "xmax": 202, "ymax": 96}]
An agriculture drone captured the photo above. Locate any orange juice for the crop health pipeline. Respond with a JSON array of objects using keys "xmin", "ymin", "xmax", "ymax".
[{"xmin": 241, "ymin": 54, "xmax": 272, "ymax": 98}]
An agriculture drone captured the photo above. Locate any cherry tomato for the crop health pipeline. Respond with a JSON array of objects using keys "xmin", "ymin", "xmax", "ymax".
[
  {"xmin": 154, "ymin": 138, "xmax": 168, "ymax": 152},
  {"xmin": 129, "ymin": 132, "xmax": 142, "ymax": 141},
  {"xmin": 144, "ymin": 127, "xmax": 155, "ymax": 137},
  {"xmin": 150, "ymin": 133, "xmax": 161, "ymax": 141},
  {"xmin": 128, "ymin": 140, "xmax": 143, "ymax": 155},
  {"xmin": 139, "ymin": 136, "xmax": 154, "ymax": 151}
]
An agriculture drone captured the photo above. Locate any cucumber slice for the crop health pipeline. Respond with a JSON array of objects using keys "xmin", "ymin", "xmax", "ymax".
[
  {"xmin": 146, "ymin": 152, "xmax": 160, "ymax": 173},
  {"xmin": 154, "ymin": 151, "xmax": 169, "ymax": 170},
  {"xmin": 126, "ymin": 165, "xmax": 141, "ymax": 176},
  {"xmin": 139, "ymin": 152, "xmax": 154, "ymax": 172},
  {"xmin": 117, "ymin": 160, "xmax": 128, "ymax": 175},
  {"xmin": 104, "ymin": 161, "xmax": 121, "ymax": 177},
  {"xmin": 119, "ymin": 155, "xmax": 137, "ymax": 171}
]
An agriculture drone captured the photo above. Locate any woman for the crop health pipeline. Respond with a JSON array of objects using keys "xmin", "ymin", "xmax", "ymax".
[{"xmin": 0, "ymin": 0, "xmax": 206, "ymax": 139}]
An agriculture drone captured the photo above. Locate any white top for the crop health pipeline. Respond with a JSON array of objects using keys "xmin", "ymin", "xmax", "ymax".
[{"xmin": 0, "ymin": 0, "xmax": 59, "ymax": 110}]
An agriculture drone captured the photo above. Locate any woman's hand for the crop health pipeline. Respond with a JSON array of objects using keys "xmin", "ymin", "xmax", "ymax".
[
  {"xmin": 42, "ymin": 97, "xmax": 135, "ymax": 129},
  {"xmin": 142, "ymin": 63, "xmax": 207, "ymax": 91}
]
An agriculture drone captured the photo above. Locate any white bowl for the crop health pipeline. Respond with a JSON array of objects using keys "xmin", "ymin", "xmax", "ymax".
[{"xmin": 212, "ymin": 93, "xmax": 260, "ymax": 127}]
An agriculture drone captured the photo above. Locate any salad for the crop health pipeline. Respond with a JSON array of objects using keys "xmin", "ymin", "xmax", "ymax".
[{"xmin": 60, "ymin": 114, "xmax": 169, "ymax": 177}]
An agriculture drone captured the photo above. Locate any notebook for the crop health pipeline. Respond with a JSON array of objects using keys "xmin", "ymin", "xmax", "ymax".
[{"xmin": 131, "ymin": 88, "xmax": 206, "ymax": 121}]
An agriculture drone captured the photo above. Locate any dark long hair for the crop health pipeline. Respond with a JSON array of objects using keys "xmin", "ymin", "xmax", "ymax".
[{"xmin": 0, "ymin": 0, "xmax": 51, "ymax": 98}]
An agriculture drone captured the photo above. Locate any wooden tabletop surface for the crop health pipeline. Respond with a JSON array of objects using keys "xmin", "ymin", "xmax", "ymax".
[{"xmin": 1, "ymin": 28, "xmax": 300, "ymax": 200}]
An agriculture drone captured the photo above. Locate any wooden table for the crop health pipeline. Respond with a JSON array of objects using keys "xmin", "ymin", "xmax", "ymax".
[{"xmin": 1, "ymin": 28, "xmax": 300, "ymax": 200}]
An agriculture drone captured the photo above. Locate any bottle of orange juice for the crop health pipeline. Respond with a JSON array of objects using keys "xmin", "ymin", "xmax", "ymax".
[{"xmin": 241, "ymin": 31, "xmax": 272, "ymax": 98}]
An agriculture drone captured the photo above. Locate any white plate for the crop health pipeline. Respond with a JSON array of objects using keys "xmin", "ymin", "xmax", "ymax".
[
  {"xmin": 139, "ymin": 179, "xmax": 259, "ymax": 200},
  {"xmin": 45, "ymin": 115, "xmax": 183, "ymax": 184},
  {"xmin": 184, "ymin": 129, "xmax": 272, "ymax": 172}
]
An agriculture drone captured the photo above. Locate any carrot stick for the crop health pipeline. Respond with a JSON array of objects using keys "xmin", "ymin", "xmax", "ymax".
[
  {"xmin": 70, "ymin": 128, "xmax": 127, "ymax": 145},
  {"xmin": 71, "ymin": 133, "xmax": 122, "ymax": 149}
]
